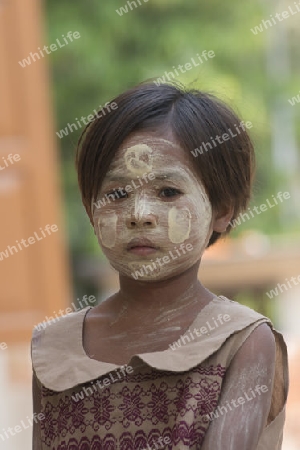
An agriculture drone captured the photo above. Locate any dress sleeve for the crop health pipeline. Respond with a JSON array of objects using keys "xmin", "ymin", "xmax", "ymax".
[
  {"xmin": 32, "ymin": 369, "xmax": 43, "ymax": 450},
  {"xmin": 201, "ymin": 323, "xmax": 277, "ymax": 450}
]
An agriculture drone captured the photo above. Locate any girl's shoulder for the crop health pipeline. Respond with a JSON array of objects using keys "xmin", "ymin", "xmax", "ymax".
[
  {"xmin": 162, "ymin": 295, "xmax": 287, "ymax": 379},
  {"xmin": 32, "ymin": 305, "xmax": 91, "ymax": 340},
  {"xmin": 190, "ymin": 294, "xmax": 273, "ymax": 340},
  {"xmin": 31, "ymin": 306, "xmax": 98, "ymax": 390}
]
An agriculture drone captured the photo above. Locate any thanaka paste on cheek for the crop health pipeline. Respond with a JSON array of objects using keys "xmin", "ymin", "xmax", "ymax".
[
  {"xmin": 92, "ymin": 137, "xmax": 213, "ymax": 281},
  {"xmin": 168, "ymin": 207, "xmax": 192, "ymax": 243},
  {"xmin": 96, "ymin": 213, "xmax": 118, "ymax": 248}
]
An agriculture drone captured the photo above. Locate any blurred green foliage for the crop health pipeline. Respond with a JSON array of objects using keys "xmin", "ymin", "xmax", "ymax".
[{"xmin": 45, "ymin": 0, "xmax": 300, "ymax": 264}]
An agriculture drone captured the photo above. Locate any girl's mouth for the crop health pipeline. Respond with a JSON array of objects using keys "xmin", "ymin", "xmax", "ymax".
[
  {"xmin": 128, "ymin": 246, "xmax": 158, "ymax": 256},
  {"xmin": 127, "ymin": 237, "xmax": 158, "ymax": 255}
]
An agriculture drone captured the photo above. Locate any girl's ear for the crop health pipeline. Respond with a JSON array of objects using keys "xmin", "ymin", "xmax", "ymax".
[{"xmin": 212, "ymin": 206, "xmax": 234, "ymax": 233}]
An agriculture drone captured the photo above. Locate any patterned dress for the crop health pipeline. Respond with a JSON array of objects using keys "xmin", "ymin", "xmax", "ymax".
[{"xmin": 31, "ymin": 296, "xmax": 288, "ymax": 449}]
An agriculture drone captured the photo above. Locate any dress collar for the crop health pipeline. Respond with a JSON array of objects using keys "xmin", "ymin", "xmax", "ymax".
[{"xmin": 31, "ymin": 296, "xmax": 269, "ymax": 391}]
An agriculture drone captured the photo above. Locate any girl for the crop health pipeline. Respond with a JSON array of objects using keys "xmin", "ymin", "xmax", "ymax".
[{"xmin": 32, "ymin": 82, "xmax": 288, "ymax": 449}]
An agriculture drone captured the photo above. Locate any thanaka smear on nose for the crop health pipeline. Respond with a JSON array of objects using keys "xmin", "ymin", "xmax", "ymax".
[{"xmin": 133, "ymin": 190, "xmax": 152, "ymax": 223}]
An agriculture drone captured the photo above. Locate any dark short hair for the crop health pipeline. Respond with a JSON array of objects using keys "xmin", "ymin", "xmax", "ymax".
[{"xmin": 76, "ymin": 81, "xmax": 255, "ymax": 248}]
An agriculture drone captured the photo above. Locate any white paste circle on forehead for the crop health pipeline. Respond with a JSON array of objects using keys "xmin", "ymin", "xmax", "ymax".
[
  {"xmin": 168, "ymin": 207, "xmax": 192, "ymax": 244},
  {"xmin": 124, "ymin": 144, "xmax": 153, "ymax": 175},
  {"xmin": 97, "ymin": 213, "xmax": 118, "ymax": 248}
]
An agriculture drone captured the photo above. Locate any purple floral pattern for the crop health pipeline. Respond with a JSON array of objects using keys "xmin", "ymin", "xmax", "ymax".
[
  {"xmin": 40, "ymin": 364, "xmax": 226, "ymax": 449},
  {"xmin": 118, "ymin": 385, "xmax": 145, "ymax": 427},
  {"xmin": 89, "ymin": 390, "xmax": 116, "ymax": 431}
]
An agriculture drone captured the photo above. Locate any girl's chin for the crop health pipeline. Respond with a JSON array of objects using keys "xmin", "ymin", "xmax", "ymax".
[{"xmin": 109, "ymin": 262, "xmax": 195, "ymax": 283}]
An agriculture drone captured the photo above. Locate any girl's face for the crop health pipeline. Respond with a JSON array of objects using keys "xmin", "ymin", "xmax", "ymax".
[{"xmin": 92, "ymin": 133, "xmax": 213, "ymax": 281}]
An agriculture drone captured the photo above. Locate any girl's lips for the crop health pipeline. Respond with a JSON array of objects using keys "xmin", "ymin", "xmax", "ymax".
[
  {"xmin": 128, "ymin": 246, "xmax": 158, "ymax": 256},
  {"xmin": 127, "ymin": 237, "xmax": 159, "ymax": 255}
]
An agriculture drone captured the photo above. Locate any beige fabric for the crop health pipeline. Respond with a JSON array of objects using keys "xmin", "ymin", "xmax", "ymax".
[
  {"xmin": 257, "ymin": 409, "xmax": 285, "ymax": 450},
  {"xmin": 256, "ymin": 328, "xmax": 288, "ymax": 449},
  {"xmin": 31, "ymin": 296, "xmax": 288, "ymax": 449},
  {"xmin": 32, "ymin": 296, "xmax": 269, "ymax": 391}
]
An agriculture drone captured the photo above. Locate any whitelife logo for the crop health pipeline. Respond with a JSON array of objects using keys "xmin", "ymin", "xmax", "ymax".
[
  {"xmin": 190, "ymin": 121, "xmax": 253, "ymax": 158},
  {"xmin": 92, "ymin": 172, "xmax": 155, "ymax": 211},
  {"xmin": 250, "ymin": 2, "xmax": 300, "ymax": 35},
  {"xmin": 0, "ymin": 342, "xmax": 8, "ymax": 351},
  {"xmin": 139, "ymin": 436, "xmax": 171, "ymax": 450},
  {"xmin": 206, "ymin": 385, "xmax": 268, "ymax": 421},
  {"xmin": 0, "ymin": 153, "xmax": 21, "ymax": 171},
  {"xmin": 116, "ymin": 0, "xmax": 149, "ymax": 16},
  {"xmin": 34, "ymin": 295, "xmax": 97, "ymax": 331},
  {"xmin": 131, "ymin": 243, "xmax": 194, "ymax": 280},
  {"xmin": 229, "ymin": 191, "xmax": 290, "ymax": 228},
  {"xmin": 0, "ymin": 413, "xmax": 45, "ymax": 442},
  {"xmin": 288, "ymin": 90, "xmax": 300, "ymax": 106},
  {"xmin": 0, "ymin": 224, "xmax": 58, "ymax": 261},
  {"xmin": 71, "ymin": 365, "xmax": 134, "ymax": 402},
  {"xmin": 169, "ymin": 314, "xmax": 231, "ymax": 351},
  {"xmin": 266, "ymin": 275, "xmax": 300, "ymax": 299},
  {"xmin": 18, "ymin": 31, "xmax": 81, "ymax": 68},
  {"xmin": 56, "ymin": 102, "xmax": 118, "ymax": 139},
  {"xmin": 153, "ymin": 51, "xmax": 215, "ymax": 86}
]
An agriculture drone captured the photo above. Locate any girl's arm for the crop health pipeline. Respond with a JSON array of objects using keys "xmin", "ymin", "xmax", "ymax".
[
  {"xmin": 201, "ymin": 323, "xmax": 276, "ymax": 450},
  {"xmin": 32, "ymin": 371, "xmax": 43, "ymax": 450}
]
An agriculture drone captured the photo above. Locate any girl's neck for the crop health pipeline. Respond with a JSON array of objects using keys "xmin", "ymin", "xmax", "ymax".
[{"xmin": 110, "ymin": 262, "xmax": 213, "ymax": 324}]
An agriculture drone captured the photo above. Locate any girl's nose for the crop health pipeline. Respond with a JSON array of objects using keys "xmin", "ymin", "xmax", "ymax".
[
  {"xmin": 125, "ymin": 212, "xmax": 158, "ymax": 229},
  {"xmin": 125, "ymin": 192, "xmax": 158, "ymax": 228}
]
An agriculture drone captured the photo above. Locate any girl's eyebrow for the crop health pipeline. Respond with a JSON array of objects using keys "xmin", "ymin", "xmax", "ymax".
[
  {"xmin": 105, "ymin": 171, "xmax": 188, "ymax": 183},
  {"xmin": 154, "ymin": 172, "xmax": 188, "ymax": 182}
]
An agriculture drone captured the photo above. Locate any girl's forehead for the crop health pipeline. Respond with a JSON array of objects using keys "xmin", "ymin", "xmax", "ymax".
[{"xmin": 108, "ymin": 134, "xmax": 196, "ymax": 175}]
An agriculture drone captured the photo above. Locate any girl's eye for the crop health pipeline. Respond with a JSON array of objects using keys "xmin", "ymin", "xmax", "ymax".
[
  {"xmin": 107, "ymin": 189, "xmax": 128, "ymax": 200},
  {"xmin": 160, "ymin": 187, "xmax": 182, "ymax": 198}
]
